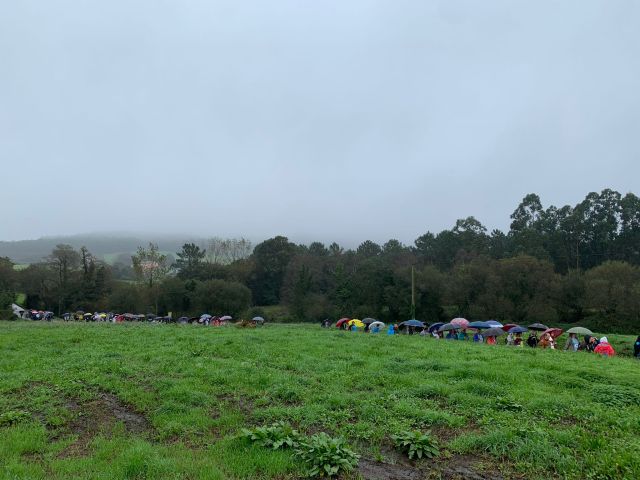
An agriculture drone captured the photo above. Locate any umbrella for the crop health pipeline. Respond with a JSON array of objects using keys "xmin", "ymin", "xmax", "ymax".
[
  {"xmin": 362, "ymin": 317, "xmax": 377, "ymax": 325},
  {"xmin": 501, "ymin": 323, "xmax": 518, "ymax": 332},
  {"xmin": 483, "ymin": 327, "xmax": 506, "ymax": 337},
  {"xmin": 528, "ymin": 323, "xmax": 549, "ymax": 331},
  {"xmin": 451, "ymin": 318, "xmax": 469, "ymax": 329},
  {"xmin": 252, "ymin": 316, "xmax": 265, "ymax": 323},
  {"xmin": 201, "ymin": 314, "xmax": 212, "ymax": 319},
  {"xmin": 428, "ymin": 322, "xmax": 444, "ymax": 333},
  {"xmin": 336, "ymin": 318, "xmax": 350, "ymax": 328},
  {"xmin": 541, "ymin": 328, "xmax": 563, "ymax": 339},
  {"xmin": 438, "ymin": 323, "xmax": 458, "ymax": 332},
  {"xmin": 567, "ymin": 326, "xmax": 593, "ymax": 335},
  {"xmin": 467, "ymin": 321, "xmax": 492, "ymax": 329},
  {"xmin": 220, "ymin": 315, "xmax": 232, "ymax": 321},
  {"xmin": 369, "ymin": 321, "xmax": 385, "ymax": 330},
  {"xmin": 178, "ymin": 316, "xmax": 189, "ymax": 324},
  {"xmin": 399, "ymin": 319, "xmax": 425, "ymax": 329},
  {"xmin": 486, "ymin": 320, "xmax": 503, "ymax": 328},
  {"xmin": 508, "ymin": 326, "xmax": 528, "ymax": 334},
  {"xmin": 348, "ymin": 319, "xmax": 364, "ymax": 328}
]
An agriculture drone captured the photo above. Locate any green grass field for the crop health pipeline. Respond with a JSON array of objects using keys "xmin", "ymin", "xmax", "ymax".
[{"xmin": 1, "ymin": 323, "xmax": 639, "ymax": 479}]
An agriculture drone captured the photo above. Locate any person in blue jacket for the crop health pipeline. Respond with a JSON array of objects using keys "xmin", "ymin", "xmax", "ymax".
[
  {"xmin": 634, "ymin": 336, "xmax": 640, "ymax": 359},
  {"xmin": 387, "ymin": 324, "xmax": 395, "ymax": 335}
]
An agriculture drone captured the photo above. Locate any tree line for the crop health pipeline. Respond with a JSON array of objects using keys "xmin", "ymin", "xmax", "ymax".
[{"xmin": 1, "ymin": 189, "xmax": 640, "ymax": 332}]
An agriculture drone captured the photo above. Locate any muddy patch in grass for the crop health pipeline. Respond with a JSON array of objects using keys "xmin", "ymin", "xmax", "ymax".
[
  {"xmin": 358, "ymin": 454, "xmax": 505, "ymax": 480},
  {"xmin": 431, "ymin": 454, "xmax": 505, "ymax": 480},
  {"xmin": 356, "ymin": 445, "xmax": 422, "ymax": 480},
  {"xmin": 59, "ymin": 392, "xmax": 152, "ymax": 457},
  {"xmin": 357, "ymin": 440, "xmax": 505, "ymax": 480},
  {"xmin": 357, "ymin": 457, "xmax": 422, "ymax": 480}
]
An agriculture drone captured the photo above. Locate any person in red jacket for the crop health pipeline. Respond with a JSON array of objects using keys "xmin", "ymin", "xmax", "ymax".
[{"xmin": 594, "ymin": 337, "xmax": 615, "ymax": 357}]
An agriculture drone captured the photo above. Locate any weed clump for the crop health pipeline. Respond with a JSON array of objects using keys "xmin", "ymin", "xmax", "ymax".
[
  {"xmin": 391, "ymin": 430, "xmax": 439, "ymax": 460},
  {"xmin": 495, "ymin": 397, "xmax": 523, "ymax": 411},
  {"xmin": 241, "ymin": 421, "xmax": 301, "ymax": 450},
  {"xmin": 243, "ymin": 422, "xmax": 359, "ymax": 477},
  {"xmin": 295, "ymin": 432, "xmax": 359, "ymax": 478},
  {"xmin": 0, "ymin": 410, "xmax": 31, "ymax": 427}
]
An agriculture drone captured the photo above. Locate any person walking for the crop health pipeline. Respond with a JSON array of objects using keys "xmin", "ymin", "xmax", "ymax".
[
  {"xmin": 564, "ymin": 333, "xmax": 579, "ymax": 352},
  {"xmin": 585, "ymin": 335, "xmax": 599, "ymax": 353},
  {"xmin": 594, "ymin": 337, "xmax": 615, "ymax": 357}
]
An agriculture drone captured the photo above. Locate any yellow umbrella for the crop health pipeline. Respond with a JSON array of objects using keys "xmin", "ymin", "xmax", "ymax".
[{"xmin": 348, "ymin": 319, "xmax": 364, "ymax": 328}]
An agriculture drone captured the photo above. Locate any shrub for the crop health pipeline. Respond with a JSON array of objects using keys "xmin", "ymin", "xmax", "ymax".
[
  {"xmin": 241, "ymin": 421, "xmax": 301, "ymax": 450},
  {"xmin": 0, "ymin": 410, "xmax": 31, "ymax": 426},
  {"xmin": 0, "ymin": 290, "xmax": 14, "ymax": 320},
  {"xmin": 391, "ymin": 430, "xmax": 439, "ymax": 460},
  {"xmin": 294, "ymin": 432, "xmax": 359, "ymax": 478}
]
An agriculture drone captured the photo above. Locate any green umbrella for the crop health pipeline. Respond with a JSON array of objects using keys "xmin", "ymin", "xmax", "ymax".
[{"xmin": 566, "ymin": 326, "xmax": 593, "ymax": 335}]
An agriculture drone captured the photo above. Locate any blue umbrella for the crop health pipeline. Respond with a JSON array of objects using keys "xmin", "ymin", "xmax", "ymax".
[
  {"xmin": 483, "ymin": 327, "xmax": 506, "ymax": 337},
  {"xmin": 468, "ymin": 321, "xmax": 492, "ymax": 329},
  {"xmin": 486, "ymin": 320, "xmax": 503, "ymax": 328},
  {"xmin": 399, "ymin": 319, "xmax": 425, "ymax": 329},
  {"xmin": 438, "ymin": 322, "xmax": 458, "ymax": 332},
  {"xmin": 428, "ymin": 322, "xmax": 444, "ymax": 333},
  {"xmin": 508, "ymin": 326, "xmax": 528, "ymax": 334}
]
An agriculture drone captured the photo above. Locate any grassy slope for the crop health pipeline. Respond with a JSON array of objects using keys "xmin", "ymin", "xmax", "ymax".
[{"xmin": 1, "ymin": 323, "xmax": 639, "ymax": 479}]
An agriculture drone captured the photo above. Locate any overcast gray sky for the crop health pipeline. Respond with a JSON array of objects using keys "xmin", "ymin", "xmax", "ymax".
[{"xmin": 1, "ymin": 0, "xmax": 639, "ymax": 245}]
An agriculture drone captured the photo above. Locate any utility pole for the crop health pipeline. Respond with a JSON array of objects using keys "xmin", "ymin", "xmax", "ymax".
[{"xmin": 410, "ymin": 266, "xmax": 416, "ymax": 319}]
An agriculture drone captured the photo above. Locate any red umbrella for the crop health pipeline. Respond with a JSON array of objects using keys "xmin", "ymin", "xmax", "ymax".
[
  {"xmin": 502, "ymin": 323, "xmax": 518, "ymax": 332},
  {"xmin": 542, "ymin": 328, "xmax": 563, "ymax": 339},
  {"xmin": 336, "ymin": 318, "xmax": 350, "ymax": 328},
  {"xmin": 451, "ymin": 318, "xmax": 469, "ymax": 329}
]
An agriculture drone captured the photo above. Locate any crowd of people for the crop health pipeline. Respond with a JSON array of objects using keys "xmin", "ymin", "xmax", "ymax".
[
  {"xmin": 13, "ymin": 307, "xmax": 265, "ymax": 327},
  {"xmin": 331, "ymin": 317, "xmax": 636, "ymax": 359},
  {"xmin": 10, "ymin": 306, "xmax": 640, "ymax": 359}
]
